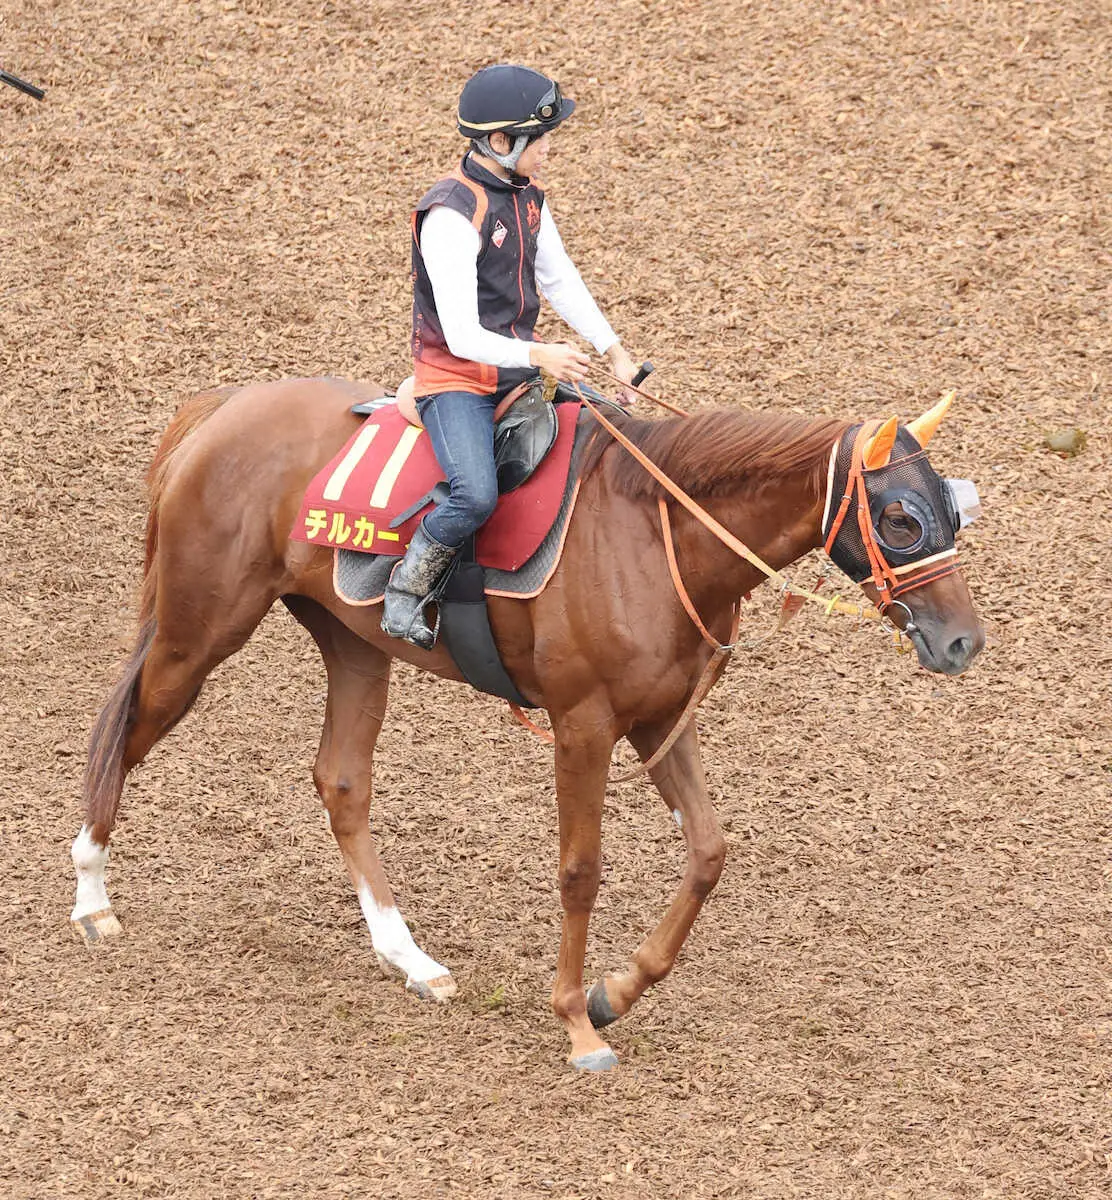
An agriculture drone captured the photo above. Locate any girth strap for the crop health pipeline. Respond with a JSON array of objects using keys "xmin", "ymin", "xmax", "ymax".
[{"xmin": 438, "ymin": 554, "xmax": 535, "ymax": 707}]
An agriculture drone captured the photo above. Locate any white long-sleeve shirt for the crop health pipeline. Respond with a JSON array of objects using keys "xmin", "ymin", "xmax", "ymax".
[{"xmin": 419, "ymin": 200, "xmax": 619, "ymax": 370}]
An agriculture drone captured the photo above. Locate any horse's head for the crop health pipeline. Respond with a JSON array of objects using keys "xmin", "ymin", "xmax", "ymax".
[{"xmin": 822, "ymin": 393, "xmax": 985, "ymax": 675}]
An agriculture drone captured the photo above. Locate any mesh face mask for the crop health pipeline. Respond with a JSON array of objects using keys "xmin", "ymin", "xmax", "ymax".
[{"xmin": 822, "ymin": 422, "xmax": 979, "ymax": 607}]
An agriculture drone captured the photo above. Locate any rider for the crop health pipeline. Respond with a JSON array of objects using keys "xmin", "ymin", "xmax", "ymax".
[{"xmin": 382, "ymin": 63, "xmax": 639, "ymax": 650}]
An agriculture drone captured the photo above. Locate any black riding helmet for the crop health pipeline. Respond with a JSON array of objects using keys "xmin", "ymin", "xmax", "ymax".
[{"xmin": 458, "ymin": 65, "xmax": 575, "ymax": 172}]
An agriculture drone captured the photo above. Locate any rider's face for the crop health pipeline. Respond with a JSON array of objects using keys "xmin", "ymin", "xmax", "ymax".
[
  {"xmin": 515, "ymin": 132, "xmax": 551, "ymax": 178},
  {"xmin": 487, "ymin": 130, "xmax": 552, "ymax": 178}
]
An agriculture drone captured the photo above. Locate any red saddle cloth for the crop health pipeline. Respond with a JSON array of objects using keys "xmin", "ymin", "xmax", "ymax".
[{"xmin": 291, "ymin": 401, "xmax": 580, "ymax": 571}]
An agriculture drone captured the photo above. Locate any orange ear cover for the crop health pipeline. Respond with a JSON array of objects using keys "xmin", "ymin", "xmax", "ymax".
[
  {"xmin": 862, "ymin": 416, "xmax": 899, "ymax": 469},
  {"xmin": 906, "ymin": 390, "xmax": 955, "ymax": 449}
]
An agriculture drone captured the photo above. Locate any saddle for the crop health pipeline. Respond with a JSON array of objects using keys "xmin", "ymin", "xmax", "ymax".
[
  {"xmin": 351, "ymin": 373, "xmax": 619, "ymax": 498},
  {"xmin": 335, "ymin": 379, "xmax": 618, "ymax": 705}
]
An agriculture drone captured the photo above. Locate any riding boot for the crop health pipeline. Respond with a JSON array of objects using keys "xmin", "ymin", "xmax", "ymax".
[{"xmin": 380, "ymin": 520, "xmax": 459, "ymax": 650}]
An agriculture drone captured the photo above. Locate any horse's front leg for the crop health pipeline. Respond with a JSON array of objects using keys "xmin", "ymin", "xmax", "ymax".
[
  {"xmin": 585, "ymin": 719, "xmax": 725, "ymax": 1030},
  {"xmin": 551, "ymin": 712, "xmax": 619, "ymax": 1071}
]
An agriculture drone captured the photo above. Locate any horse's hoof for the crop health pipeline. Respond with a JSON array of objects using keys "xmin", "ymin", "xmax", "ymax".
[
  {"xmin": 71, "ymin": 908, "xmax": 123, "ymax": 945},
  {"xmin": 570, "ymin": 1047, "xmax": 619, "ymax": 1072},
  {"xmin": 406, "ymin": 974, "xmax": 458, "ymax": 1004},
  {"xmin": 376, "ymin": 952, "xmax": 457, "ymax": 1003},
  {"xmin": 586, "ymin": 980, "xmax": 620, "ymax": 1029}
]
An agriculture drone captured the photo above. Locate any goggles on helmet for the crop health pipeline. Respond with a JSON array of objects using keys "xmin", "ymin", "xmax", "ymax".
[{"xmin": 531, "ymin": 81, "xmax": 564, "ymax": 125}]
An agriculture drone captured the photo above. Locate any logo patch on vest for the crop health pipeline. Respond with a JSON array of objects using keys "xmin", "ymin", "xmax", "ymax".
[
  {"xmin": 491, "ymin": 219, "xmax": 508, "ymax": 248},
  {"xmin": 526, "ymin": 199, "xmax": 542, "ymax": 234}
]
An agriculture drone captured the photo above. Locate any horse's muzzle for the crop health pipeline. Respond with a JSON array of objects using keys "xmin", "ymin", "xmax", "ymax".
[{"xmin": 908, "ymin": 619, "xmax": 985, "ymax": 675}]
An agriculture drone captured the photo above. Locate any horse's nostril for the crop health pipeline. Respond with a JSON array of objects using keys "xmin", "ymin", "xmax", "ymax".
[{"xmin": 947, "ymin": 635, "xmax": 972, "ymax": 666}]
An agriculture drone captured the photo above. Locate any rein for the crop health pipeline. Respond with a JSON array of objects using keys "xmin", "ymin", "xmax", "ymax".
[
  {"xmin": 508, "ymin": 492, "xmax": 743, "ymax": 782},
  {"xmin": 509, "ymin": 369, "xmax": 886, "ymax": 784},
  {"xmin": 574, "ymin": 374, "xmax": 881, "ymax": 624},
  {"xmin": 509, "ymin": 367, "xmax": 964, "ymax": 780},
  {"xmin": 589, "ymin": 364, "xmax": 690, "ymax": 417},
  {"xmin": 507, "ymin": 493, "xmax": 743, "ymax": 783}
]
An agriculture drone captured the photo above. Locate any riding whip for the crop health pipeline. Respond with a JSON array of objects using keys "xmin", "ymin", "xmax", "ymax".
[{"xmin": 1, "ymin": 69, "xmax": 45, "ymax": 100}]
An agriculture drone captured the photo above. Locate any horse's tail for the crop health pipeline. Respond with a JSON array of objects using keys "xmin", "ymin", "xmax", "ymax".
[{"xmin": 83, "ymin": 385, "xmax": 237, "ymax": 837}]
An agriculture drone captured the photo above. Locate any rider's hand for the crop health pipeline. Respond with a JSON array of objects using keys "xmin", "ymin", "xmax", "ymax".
[
  {"xmin": 604, "ymin": 342, "xmax": 639, "ymax": 406},
  {"xmin": 529, "ymin": 341, "xmax": 590, "ymax": 384}
]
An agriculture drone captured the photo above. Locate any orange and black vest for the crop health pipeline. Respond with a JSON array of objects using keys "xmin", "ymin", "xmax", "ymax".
[{"xmin": 411, "ymin": 155, "xmax": 545, "ymax": 398}]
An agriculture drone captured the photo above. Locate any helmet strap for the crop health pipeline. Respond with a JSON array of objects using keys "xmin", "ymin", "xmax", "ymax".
[{"xmin": 472, "ymin": 133, "xmax": 531, "ymax": 172}]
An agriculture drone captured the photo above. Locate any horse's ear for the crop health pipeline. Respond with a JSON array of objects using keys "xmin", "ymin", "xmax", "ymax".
[
  {"xmin": 862, "ymin": 417, "xmax": 899, "ymax": 469},
  {"xmin": 906, "ymin": 389, "xmax": 955, "ymax": 448}
]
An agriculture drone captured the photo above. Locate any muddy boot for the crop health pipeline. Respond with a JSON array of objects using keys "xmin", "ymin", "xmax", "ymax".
[{"xmin": 380, "ymin": 520, "xmax": 459, "ymax": 650}]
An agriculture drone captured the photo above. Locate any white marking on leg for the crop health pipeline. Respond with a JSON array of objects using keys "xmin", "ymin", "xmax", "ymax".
[
  {"xmin": 356, "ymin": 880, "xmax": 448, "ymax": 985},
  {"xmin": 673, "ymin": 809, "xmax": 684, "ymax": 830},
  {"xmin": 70, "ymin": 825, "xmax": 111, "ymax": 921}
]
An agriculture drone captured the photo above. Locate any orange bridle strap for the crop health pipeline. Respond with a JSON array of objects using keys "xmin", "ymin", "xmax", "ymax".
[
  {"xmin": 658, "ymin": 496, "xmax": 735, "ymax": 652},
  {"xmin": 507, "ymin": 379, "xmax": 907, "ymax": 779},
  {"xmin": 890, "ymin": 558, "xmax": 960, "ymax": 600},
  {"xmin": 853, "ymin": 433, "xmax": 900, "ymax": 605},
  {"xmin": 510, "ymin": 495, "xmax": 742, "ymax": 783},
  {"xmin": 822, "ymin": 422, "xmax": 963, "ymax": 611},
  {"xmin": 608, "ymin": 500, "xmax": 742, "ymax": 783}
]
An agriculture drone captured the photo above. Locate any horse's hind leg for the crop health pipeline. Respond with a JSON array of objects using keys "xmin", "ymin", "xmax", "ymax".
[
  {"xmin": 72, "ymin": 587, "xmax": 277, "ymax": 943},
  {"xmin": 284, "ymin": 597, "xmax": 456, "ymax": 1002},
  {"xmin": 585, "ymin": 719, "xmax": 725, "ymax": 1029}
]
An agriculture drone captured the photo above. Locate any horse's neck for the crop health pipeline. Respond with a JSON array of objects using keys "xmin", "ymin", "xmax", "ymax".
[{"xmin": 672, "ymin": 473, "xmax": 827, "ymax": 614}]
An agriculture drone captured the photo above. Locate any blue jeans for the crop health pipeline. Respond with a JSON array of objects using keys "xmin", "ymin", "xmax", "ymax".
[{"xmin": 417, "ymin": 390, "xmax": 501, "ymax": 549}]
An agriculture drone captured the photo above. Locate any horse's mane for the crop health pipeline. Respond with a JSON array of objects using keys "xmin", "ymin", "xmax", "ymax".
[{"xmin": 578, "ymin": 406, "xmax": 852, "ymax": 500}]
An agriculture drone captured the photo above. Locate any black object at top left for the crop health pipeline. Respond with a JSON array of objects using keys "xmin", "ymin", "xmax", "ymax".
[{"xmin": 1, "ymin": 69, "xmax": 45, "ymax": 100}]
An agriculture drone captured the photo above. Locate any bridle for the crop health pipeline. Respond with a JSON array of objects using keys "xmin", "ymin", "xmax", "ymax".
[
  {"xmin": 820, "ymin": 420, "xmax": 962, "ymax": 627},
  {"xmin": 576, "ymin": 372, "xmax": 886, "ymax": 624},
  {"xmin": 510, "ymin": 369, "xmax": 968, "ymax": 782}
]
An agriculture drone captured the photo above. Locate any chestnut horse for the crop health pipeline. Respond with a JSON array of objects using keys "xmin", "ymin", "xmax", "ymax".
[{"xmin": 72, "ymin": 377, "xmax": 983, "ymax": 1071}]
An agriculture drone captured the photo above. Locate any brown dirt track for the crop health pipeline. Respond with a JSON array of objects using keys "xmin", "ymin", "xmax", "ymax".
[{"xmin": 2, "ymin": 1, "xmax": 1110, "ymax": 1196}]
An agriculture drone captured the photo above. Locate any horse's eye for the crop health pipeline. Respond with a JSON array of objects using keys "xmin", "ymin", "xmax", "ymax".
[{"xmin": 877, "ymin": 502, "xmax": 924, "ymax": 549}]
